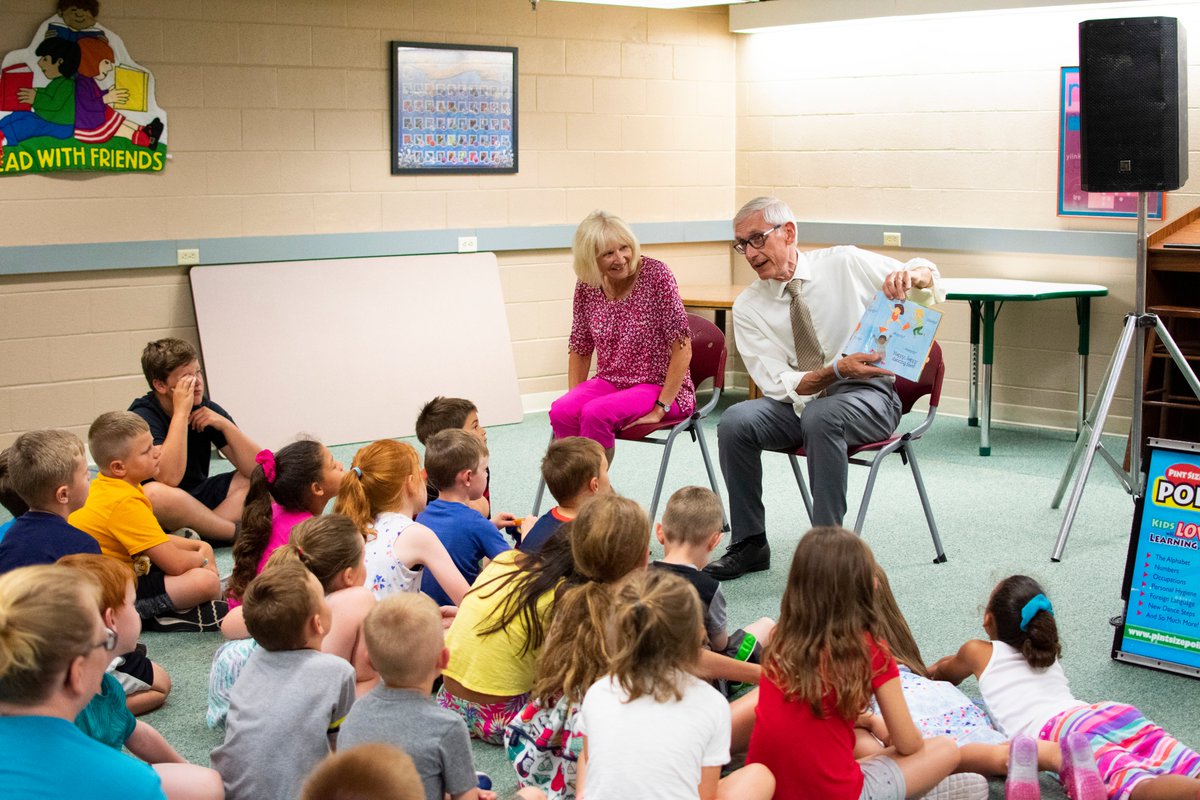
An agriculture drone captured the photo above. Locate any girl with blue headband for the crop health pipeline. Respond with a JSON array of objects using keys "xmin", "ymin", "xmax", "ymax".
[{"xmin": 930, "ymin": 575, "xmax": 1200, "ymax": 800}]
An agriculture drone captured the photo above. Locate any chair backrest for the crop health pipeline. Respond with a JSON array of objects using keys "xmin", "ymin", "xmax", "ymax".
[
  {"xmin": 687, "ymin": 313, "xmax": 727, "ymax": 391},
  {"xmin": 893, "ymin": 340, "xmax": 944, "ymax": 414}
]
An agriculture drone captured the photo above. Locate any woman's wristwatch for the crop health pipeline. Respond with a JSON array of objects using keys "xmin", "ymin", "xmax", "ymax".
[{"xmin": 655, "ymin": 400, "xmax": 670, "ymax": 413}]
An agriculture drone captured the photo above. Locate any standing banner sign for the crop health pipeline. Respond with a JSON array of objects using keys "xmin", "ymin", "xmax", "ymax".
[
  {"xmin": 0, "ymin": 4, "xmax": 167, "ymax": 175},
  {"xmin": 1112, "ymin": 438, "xmax": 1200, "ymax": 679}
]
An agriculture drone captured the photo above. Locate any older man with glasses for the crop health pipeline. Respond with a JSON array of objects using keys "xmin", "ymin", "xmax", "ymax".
[{"xmin": 705, "ymin": 196, "xmax": 943, "ymax": 580}]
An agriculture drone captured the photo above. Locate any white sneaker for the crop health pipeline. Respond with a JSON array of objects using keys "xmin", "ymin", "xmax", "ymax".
[{"xmin": 924, "ymin": 773, "xmax": 989, "ymax": 800}]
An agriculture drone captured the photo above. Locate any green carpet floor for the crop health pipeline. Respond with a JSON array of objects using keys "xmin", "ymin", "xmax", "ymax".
[{"xmin": 36, "ymin": 392, "xmax": 1200, "ymax": 798}]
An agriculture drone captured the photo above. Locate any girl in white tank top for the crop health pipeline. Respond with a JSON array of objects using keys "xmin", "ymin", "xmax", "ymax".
[
  {"xmin": 333, "ymin": 439, "xmax": 470, "ymax": 607},
  {"xmin": 930, "ymin": 575, "xmax": 1200, "ymax": 800}
]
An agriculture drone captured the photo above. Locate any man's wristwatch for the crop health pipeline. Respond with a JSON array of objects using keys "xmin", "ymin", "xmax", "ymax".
[{"xmin": 655, "ymin": 400, "xmax": 670, "ymax": 413}]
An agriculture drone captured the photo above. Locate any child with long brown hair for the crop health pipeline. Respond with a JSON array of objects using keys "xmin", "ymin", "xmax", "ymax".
[
  {"xmin": 334, "ymin": 439, "xmax": 468, "ymax": 605},
  {"xmin": 866, "ymin": 565, "xmax": 1061, "ymax": 791},
  {"xmin": 577, "ymin": 569, "xmax": 775, "ymax": 800},
  {"xmin": 437, "ymin": 522, "xmax": 576, "ymax": 745},
  {"xmin": 225, "ymin": 439, "xmax": 343, "ymax": 608},
  {"xmin": 505, "ymin": 495, "xmax": 651, "ymax": 800},
  {"xmin": 931, "ymin": 575, "xmax": 1200, "ymax": 800},
  {"xmin": 746, "ymin": 527, "xmax": 983, "ymax": 800}
]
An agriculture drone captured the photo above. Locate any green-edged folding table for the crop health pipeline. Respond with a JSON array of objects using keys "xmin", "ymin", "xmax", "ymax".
[{"xmin": 941, "ymin": 278, "xmax": 1109, "ymax": 456}]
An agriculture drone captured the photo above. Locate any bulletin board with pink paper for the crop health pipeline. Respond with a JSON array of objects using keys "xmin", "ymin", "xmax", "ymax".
[{"xmin": 1058, "ymin": 66, "xmax": 1162, "ymax": 219}]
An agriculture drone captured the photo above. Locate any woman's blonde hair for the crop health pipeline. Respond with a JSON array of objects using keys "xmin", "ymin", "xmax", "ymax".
[
  {"xmin": 335, "ymin": 440, "xmax": 421, "ymax": 538},
  {"xmin": 532, "ymin": 494, "xmax": 650, "ymax": 704},
  {"xmin": 764, "ymin": 527, "xmax": 883, "ymax": 720},
  {"xmin": 0, "ymin": 565, "xmax": 100, "ymax": 705},
  {"xmin": 872, "ymin": 564, "xmax": 928, "ymax": 677},
  {"xmin": 572, "ymin": 210, "xmax": 642, "ymax": 287},
  {"xmin": 607, "ymin": 569, "xmax": 704, "ymax": 703},
  {"xmin": 265, "ymin": 514, "xmax": 364, "ymax": 594}
]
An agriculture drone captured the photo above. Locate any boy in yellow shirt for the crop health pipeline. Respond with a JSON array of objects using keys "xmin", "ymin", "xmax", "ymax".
[{"xmin": 70, "ymin": 411, "xmax": 225, "ymax": 632}]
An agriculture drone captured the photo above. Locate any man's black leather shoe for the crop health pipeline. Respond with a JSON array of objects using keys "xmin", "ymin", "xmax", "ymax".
[{"xmin": 702, "ymin": 538, "xmax": 770, "ymax": 581}]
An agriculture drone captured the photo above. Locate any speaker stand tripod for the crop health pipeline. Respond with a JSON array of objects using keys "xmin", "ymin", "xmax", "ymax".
[{"xmin": 1050, "ymin": 192, "xmax": 1200, "ymax": 561}]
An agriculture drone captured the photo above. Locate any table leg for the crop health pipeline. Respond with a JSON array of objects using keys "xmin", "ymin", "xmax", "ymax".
[
  {"xmin": 968, "ymin": 300, "xmax": 980, "ymax": 428},
  {"xmin": 1075, "ymin": 296, "xmax": 1091, "ymax": 439},
  {"xmin": 980, "ymin": 300, "xmax": 997, "ymax": 456},
  {"xmin": 714, "ymin": 308, "xmax": 726, "ymax": 332}
]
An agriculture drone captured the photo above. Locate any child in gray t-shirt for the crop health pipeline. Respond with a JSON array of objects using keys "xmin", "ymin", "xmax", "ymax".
[
  {"xmin": 339, "ymin": 593, "xmax": 481, "ymax": 800},
  {"xmin": 211, "ymin": 564, "xmax": 356, "ymax": 800}
]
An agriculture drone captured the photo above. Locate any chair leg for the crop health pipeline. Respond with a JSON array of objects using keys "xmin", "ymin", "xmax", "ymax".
[
  {"xmin": 531, "ymin": 432, "xmax": 554, "ymax": 516},
  {"xmin": 531, "ymin": 475, "xmax": 546, "ymax": 517},
  {"xmin": 647, "ymin": 430, "xmax": 681, "ymax": 525},
  {"xmin": 905, "ymin": 445, "xmax": 947, "ymax": 563},
  {"xmin": 788, "ymin": 455, "xmax": 814, "ymax": 523},
  {"xmin": 693, "ymin": 424, "xmax": 730, "ymax": 532},
  {"xmin": 852, "ymin": 453, "xmax": 889, "ymax": 535}
]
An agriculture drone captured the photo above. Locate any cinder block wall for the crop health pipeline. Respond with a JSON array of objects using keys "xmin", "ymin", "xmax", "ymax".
[
  {"xmin": 734, "ymin": 3, "xmax": 1200, "ymax": 430},
  {"xmin": 0, "ymin": 0, "xmax": 737, "ymax": 449}
]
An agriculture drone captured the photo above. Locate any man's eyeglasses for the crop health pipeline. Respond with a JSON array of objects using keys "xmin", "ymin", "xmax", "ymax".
[
  {"xmin": 733, "ymin": 224, "xmax": 783, "ymax": 255},
  {"xmin": 93, "ymin": 627, "xmax": 118, "ymax": 653}
]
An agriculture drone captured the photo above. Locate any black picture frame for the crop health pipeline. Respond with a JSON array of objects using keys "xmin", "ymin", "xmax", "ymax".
[{"xmin": 389, "ymin": 41, "xmax": 518, "ymax": 175}]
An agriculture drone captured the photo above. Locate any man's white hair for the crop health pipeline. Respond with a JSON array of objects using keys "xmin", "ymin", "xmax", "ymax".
[{"xmin": 734, "ymin": 196, "xmax": 797, "ymax": 230}]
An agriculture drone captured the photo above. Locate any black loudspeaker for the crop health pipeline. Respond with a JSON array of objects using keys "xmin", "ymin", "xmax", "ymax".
[{"xmin": 1079, "ymin": 17, "xmax": 1188, "ymax": 192}]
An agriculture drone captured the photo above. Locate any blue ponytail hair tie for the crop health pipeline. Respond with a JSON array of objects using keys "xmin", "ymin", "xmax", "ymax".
[
  {"xmin": 351, "ymin": 466, "xmax": 362, "ymax": 478},
  {"xmin": 1020, "ymin": 593, "xmax": 1053, "ymax": 631}
]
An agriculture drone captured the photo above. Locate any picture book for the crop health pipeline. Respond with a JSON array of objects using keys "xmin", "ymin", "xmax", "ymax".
[
  {"xmin": 843, "ymin": 292, "xmax": 942, "ymax": 382},
  {"xmin": 1, "ymin": 64, "xmax": 32, "ymax": 111},
  {"xmin": 114, "ymin": 65, "xmax": 148, "ymax": 112}
]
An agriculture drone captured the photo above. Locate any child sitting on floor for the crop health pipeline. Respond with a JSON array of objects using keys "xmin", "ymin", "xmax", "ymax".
[
  {"xmin": 746, "ymin": 526, "xmax": 985, "ymax": 800},
  {"xmin": 416, "ymin": 396, "xmax": 516, "ymax": 534},
  {"xmin": 578, "ymin": 569, "xmax": 775, "ymax": 800},
  {"xmin": 69, "ymin": 411, "xmax": 224, "ymax": 632},
  {"xmin": 59, "ymin": 553, "xmax": 170, "ymax": 715},
  {"xmin": 519, "ymin": 437, "xmax": 609, "ymax": 554},
  {"xmin": 335, "ymin": 439, "xmax": 469, "ymax": 605},
  {"xmin": 211, "ymin": 561, "xmax": 357, "ymax": 800},
  {"xmin": 60, "ymin": 554, "xmax": 222, "ymax": 800},
  {"xmin": 418, "ymin": 430, "xmax": 511, "ymax": 607},
  {"xmin": 212, "ymin": 515, "xmax": 377, "ymax": 725},
  {"xmin": 0, "ymin": 429, "xmax": 99, "ymax": 572},
  {"xmin": 340, "ymin": 593, "xmax": 489, "ymax": 800},
  {"xmin": 931, "ymin": 575, "xmax": 1200, "ymax": 800},
  {"xmin": 301, "ymin": 744, "xmax": 425, "ymax": 800},
  {"xmin": 225, "ymin": 439, "xmax": 344, "ymax": 607},
  {"xmin": 650, "ymin": 486, "xmax": 773, "ymax": 694},
  {"xmin": 439, "ymin": 522, "xmax": 576, "ymax": 745},
  {"xmin": 504, "ymin": 495, "xmax": 650, "ymax": 800}
]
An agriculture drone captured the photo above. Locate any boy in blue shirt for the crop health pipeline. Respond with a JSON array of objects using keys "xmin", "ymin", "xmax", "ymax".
[
  {"xmin": 418, "ymin": 429, "xmax": 509, "ymax": 606},
  {"xmin": 519, "ymin": 436, "xmax": 609, "ymax": 554},
  {"xmin": 0, "ymin": 430, "xmax": 100, "ymax": 574}
]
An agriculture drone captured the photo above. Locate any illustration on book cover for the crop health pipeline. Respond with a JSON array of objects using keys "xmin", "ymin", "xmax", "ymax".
[{"xmin": 843, "ymin": 292, "xmax": 942, "ymax": 382}]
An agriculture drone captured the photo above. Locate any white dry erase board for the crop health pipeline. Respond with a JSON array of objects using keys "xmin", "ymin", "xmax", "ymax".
[{"xmin": 189, "ymin": 253, "xmax": 523, "ymax": 448}]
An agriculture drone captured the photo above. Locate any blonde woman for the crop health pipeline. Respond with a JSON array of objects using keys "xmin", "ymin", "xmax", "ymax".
[
  {"xmin": 550, "ymin": 211, "xmax": 694, "ymax": 461},
  {"xmin": 0, "ymin": 565, "xmax": 166, "ymax": 798}
]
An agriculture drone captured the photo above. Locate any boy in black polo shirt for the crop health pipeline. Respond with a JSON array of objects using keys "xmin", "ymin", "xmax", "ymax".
[
  {"xmin": 650, "ymin": 486, "xmax": 775, "ymax": 695},
  {"xmin": 129, "ymin": 338, "xmax": 261, "ymax": 542}
]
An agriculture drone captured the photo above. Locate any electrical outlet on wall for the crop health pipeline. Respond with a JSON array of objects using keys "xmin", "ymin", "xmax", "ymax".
[
  {"xmin": 458, "ymin": 236, "xmax": 478, "ymax": 253},
  {"xmin": 177, "ymin": 248, "xmax": 200, "ymax": 266},
  {"xmin": 883, "ymin": 232, "xmax": 902, "ymax": 247}
]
